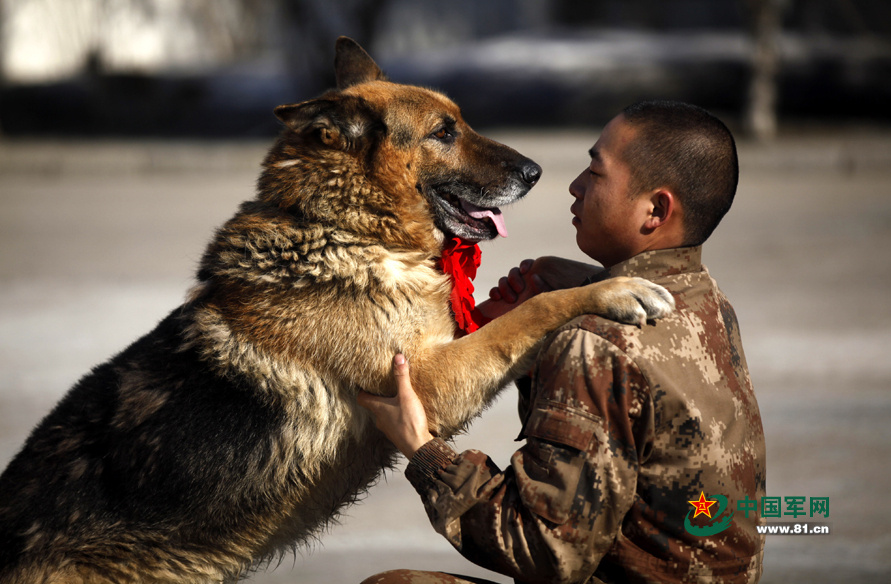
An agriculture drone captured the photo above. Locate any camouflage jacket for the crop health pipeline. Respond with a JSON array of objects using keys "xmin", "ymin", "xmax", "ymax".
[{"xmin": 405, "ymin": 246, "xmax": 766, "ymax": 584}]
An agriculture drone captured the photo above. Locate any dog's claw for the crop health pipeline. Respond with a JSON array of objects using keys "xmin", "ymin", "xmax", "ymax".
[{"xmin": 594, "ymin": 277, "xmax": 675, "ymax": 326}]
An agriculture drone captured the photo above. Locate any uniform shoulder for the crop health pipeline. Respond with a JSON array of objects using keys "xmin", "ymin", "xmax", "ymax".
[{"xmin": 548, "ymin": 314, "xmax": 642, "ymax": 357}]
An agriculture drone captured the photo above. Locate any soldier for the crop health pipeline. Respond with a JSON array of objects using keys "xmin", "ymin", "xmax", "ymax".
[{"xmin": 358, "ymin": 101, "xmax": 766, "ymax": 584}]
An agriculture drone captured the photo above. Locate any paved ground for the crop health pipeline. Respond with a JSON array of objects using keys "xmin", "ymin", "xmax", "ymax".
[{"xmin": 1, "ymin": 127, "xmax": 890, "ymax": 583}]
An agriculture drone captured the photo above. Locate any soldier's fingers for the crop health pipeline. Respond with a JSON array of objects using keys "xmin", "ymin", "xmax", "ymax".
[
  {"xmin": 393, "ymin": 354, "xmax": 409, "ymax": 378},
  {"xmin": 507, "ymin": 267, "xmax": 526, "ymax": 294},
  {"xmin": 530, "ymin": 274, "xmax": 552, "ymax": 294},
  {"xmin": 356, "ymin": 389, "xmax": 393, "ymax": 412},
  {"xmin": 497, "ymin": 276, "xmax": 518, "ymax": 303},
  {"xmin": 393, "ymin": 354, "xmax": 419, "ymax": 396}
]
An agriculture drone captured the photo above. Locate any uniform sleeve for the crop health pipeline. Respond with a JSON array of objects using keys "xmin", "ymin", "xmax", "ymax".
[{"xmin": 404, "ymin": 327, "xmax": 650, "ymax": 584}]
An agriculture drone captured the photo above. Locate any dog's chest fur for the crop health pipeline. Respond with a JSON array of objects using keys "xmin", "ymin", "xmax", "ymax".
[{"xmin": 175, "ymin": 205, "xmax": 455, "ymax": 554}]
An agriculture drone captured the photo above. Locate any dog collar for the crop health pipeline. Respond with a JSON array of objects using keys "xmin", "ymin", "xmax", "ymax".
[{"xmin": 437, "ymin": 238, "xmax": 490, "ymax": 336}]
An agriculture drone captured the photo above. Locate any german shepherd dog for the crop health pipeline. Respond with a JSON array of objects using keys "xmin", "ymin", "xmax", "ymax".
[{"xmin": 0, "ymin": 38, "xmax": 674, "ymax": 583}]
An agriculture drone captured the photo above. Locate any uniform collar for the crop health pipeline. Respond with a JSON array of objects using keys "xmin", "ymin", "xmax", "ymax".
[{"xmin": 595, "ymin": 246, "xmax": 703, "ymax": 281}]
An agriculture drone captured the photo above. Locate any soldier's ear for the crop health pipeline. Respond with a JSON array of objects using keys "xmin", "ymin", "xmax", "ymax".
[
  {"xmin": 273, "ymin": 94, "xmax": 381, "ymax": 151},
  {"xmin": 334, "ymin": 36, "xmax": 386, "ymax": 90}
]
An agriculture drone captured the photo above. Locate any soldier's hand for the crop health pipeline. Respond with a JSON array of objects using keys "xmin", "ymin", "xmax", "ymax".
[
  {"xmin": 478, "ymin": 257, "xmax": 604, "ymax": 321},
  {"xmin": 475, "ymin": 259, "xmax": 547, "ymax": 320},
  {"xmin": 488, "ymin": 259, "xmax": 549, "ymax": 303},
  {"xmin": 357, "ymin": 354, "xmax": 433, "ymax": 459}
]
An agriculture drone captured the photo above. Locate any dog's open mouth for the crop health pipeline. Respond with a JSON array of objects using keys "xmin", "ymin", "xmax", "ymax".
[
  {"xmin": 432, "ymin": 189, "xmax": 508, "ymax": 241},
  {"xmin": 459, "ymin": 198, "xmax": 508, "ymax": 238}
]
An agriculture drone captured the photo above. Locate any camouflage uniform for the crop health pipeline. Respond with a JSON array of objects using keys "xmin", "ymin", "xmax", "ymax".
[{"xmin": 365, "ymin": 247, "xmax": 766, "ymax": 584}]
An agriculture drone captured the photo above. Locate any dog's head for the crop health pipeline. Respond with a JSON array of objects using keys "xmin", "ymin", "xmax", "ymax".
[{"xmin": 263, "ymin": 37, "xmax": 541, "ymax": 245}]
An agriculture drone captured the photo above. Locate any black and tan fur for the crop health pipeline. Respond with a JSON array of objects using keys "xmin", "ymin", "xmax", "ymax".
[{"xmin": 0, "ymin": 38, "xmax": 674, "ymax": 583}]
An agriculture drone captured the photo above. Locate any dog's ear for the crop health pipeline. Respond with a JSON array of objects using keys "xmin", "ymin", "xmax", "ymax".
[
  {"xmin": 335, "ymin": 36, "xmax": 386, "ymax": 89},
  {"xmin": 274, "ymin": 94, "xmax": 380, "ymax": 151}
]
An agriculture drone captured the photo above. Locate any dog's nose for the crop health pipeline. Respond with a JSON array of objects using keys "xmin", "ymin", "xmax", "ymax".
[{"xmin": 520, "ymin": 161, "xmax": 542, "ymax": 186}]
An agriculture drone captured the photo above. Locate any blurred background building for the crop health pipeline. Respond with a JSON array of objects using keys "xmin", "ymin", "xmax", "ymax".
[{"xmin": 1, "ymin": 0, "xmax": 890, "ymax": 138}]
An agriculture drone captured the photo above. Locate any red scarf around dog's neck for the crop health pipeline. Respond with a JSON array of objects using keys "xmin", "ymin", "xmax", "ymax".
[{"xmin": 437, "ymin": 237, "xmax": 491, "ymax": 336}]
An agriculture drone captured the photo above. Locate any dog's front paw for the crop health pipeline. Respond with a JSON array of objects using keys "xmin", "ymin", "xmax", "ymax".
[{"xmin": 593, "ymin": 277, "xmax": 675, "ymax": 326}]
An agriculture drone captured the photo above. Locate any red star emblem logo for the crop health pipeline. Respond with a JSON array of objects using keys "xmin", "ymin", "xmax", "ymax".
[{"xmin": 688, "ymin": 491, "xmax": 718, "ymax": 518}]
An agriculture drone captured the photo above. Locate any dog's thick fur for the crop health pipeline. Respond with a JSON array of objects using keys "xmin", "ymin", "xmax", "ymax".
[{"xmin": 0, "ymin": 38, "xmax": 673, "ymax": 583}]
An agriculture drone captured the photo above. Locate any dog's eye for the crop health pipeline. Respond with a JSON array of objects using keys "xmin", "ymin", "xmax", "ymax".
[{"xmin": 430, "ymin": 127, "xmax": 454, "ymax": 142}]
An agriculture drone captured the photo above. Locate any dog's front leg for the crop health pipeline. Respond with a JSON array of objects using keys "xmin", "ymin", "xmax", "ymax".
[{"xmin": 408, "ymin": 277, "xmax": 674, "ymax": 437}]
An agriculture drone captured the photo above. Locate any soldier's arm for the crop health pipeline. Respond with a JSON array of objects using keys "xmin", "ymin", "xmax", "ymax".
[{"xmin": 403, "ymin": 327, "xmax": 648, "ymax": 583}]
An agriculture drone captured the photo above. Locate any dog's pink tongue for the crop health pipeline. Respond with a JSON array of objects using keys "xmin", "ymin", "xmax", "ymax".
[{"xmin": 461, "ymin": 200, "xmax": 508, "ymax": 238}]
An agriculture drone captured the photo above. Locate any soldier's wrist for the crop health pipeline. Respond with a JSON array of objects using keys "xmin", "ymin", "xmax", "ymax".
[{"xmin": 405, "ymin": 438, "xmax": 456, "ymax": 493}]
